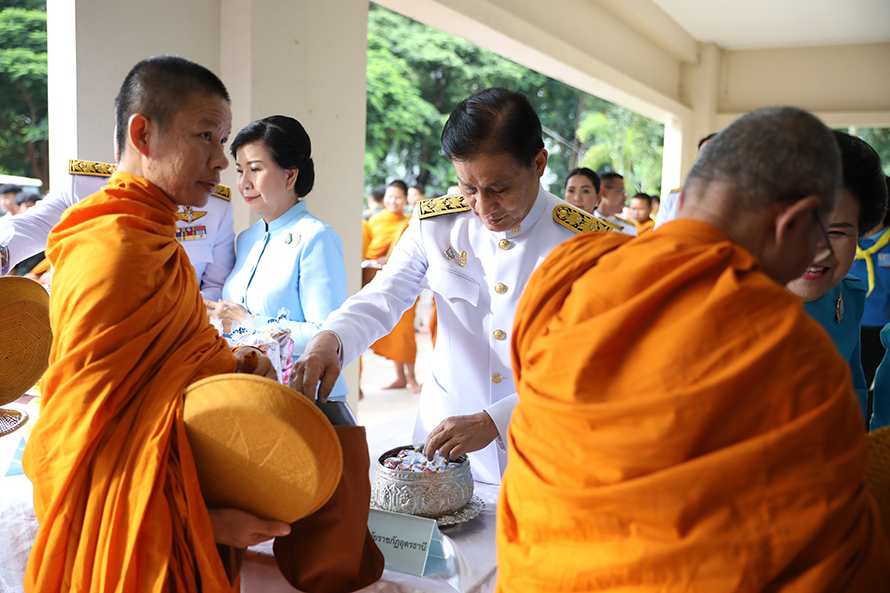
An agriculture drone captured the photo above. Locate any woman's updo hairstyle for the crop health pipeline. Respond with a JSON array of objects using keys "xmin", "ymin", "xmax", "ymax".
[{"xmin": 231, "ymin": 115, "xmax": 315, "ymax": 198}]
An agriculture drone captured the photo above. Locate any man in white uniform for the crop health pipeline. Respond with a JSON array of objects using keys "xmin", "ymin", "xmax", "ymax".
[
  {"xmin": 0, "ymin": 159, "xmax": 235, "ymax": 300},
  {"xmin": 292, "ymin": 88, "xmax": 611, "ymax": 484},
  {"xmin": 594, "ymin": 172, "xmax": 637, "ymax": 236}
]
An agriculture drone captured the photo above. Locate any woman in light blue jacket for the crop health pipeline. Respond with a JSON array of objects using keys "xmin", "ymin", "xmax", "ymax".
[{"xmin": 207, "ymin": 115, "xmax": 348, "ymax": 400}]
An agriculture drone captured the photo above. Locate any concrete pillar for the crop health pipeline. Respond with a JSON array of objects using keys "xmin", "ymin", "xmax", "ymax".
[
  {"xmin": 47, "ymin": 0, "xmax": 223, "ymax": 189},
  {"xmin": 677, "ymin": 43, "xmax": 723, "ymax": 178},
  {"xmin": 220, "ymin": 0, "xmax": 369, "ymax": 409}
]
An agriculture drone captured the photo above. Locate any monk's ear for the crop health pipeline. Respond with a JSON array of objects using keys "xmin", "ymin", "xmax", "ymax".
[
  {"xmin": 127, "ymin": 114, "xmax": 152, "ymax": 158},
  {"xmin": 774, "ymin": 195, "xmax": 822, "ymax": 251}
]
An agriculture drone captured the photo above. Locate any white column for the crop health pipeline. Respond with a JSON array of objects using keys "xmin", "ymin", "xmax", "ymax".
[
  {"xmin": 47, "ymin": 0, "xmax": 223, "ymax": 190},
  {"xmin": 221, "ymin": 0, "xmax": 369, "ymax": 410}
]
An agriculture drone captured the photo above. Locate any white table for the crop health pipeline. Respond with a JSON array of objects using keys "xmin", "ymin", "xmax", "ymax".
[{"xmin": 0, "ymin": 400, "xmax": 498, "ymax": 593}]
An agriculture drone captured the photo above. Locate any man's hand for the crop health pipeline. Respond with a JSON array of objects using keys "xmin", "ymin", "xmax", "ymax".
[
  {"xmin": 424, "ymin": 411, "xmax": 499, "ymax": 460},
  {"xmin": 208, "ymin": 507, "xmax": 291, "ymax": 548},
  {"xmin": 0, "ymin": 244, "xmax": 8, "ymax": 274},
  {"xmin": 235, "ymin": 347, "xmax": 277, "ymax": 380},
  {"xmin": 290, "ymin": 331, "xmax": 342, "ymax": 403}
]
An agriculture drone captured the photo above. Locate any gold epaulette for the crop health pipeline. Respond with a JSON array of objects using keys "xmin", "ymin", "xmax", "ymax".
[
  {"xmin": 212, "ymin": 185, "xmax": 231, "ymax": 201},
  {"xmin": 614, "ymin": 215, "xmax": 633, "ymax": 226},
  {"xmin": 669, "ymin": 186, "xmax": 682, "ymax": 194},
  {"xmin": 417, "ymin": 194, "xmax": 471, "ymax": 219},
  {"xmin": 68, "ymin": 159, "xmax": 230, "ymax": 200},
  {"xmin": 69, "ymin": 159, "xmax": 115, "ymax": 177},
  {"xmin": 553, "ymin": 204, "xmax": 615, "ymax": 234}
]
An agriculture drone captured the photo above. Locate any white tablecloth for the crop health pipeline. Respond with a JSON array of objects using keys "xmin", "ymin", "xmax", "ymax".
[{"xmin": 0, "ymin": 401, "xmax": 498, "ymax": 593}]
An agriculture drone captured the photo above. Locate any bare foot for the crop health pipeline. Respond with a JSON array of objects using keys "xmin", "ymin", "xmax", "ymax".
[
  {"xmin": 359, "ymin": 387, "xmax": 365, "ymax": 400},
  {"xmin": 407, "ymin": 378, "xmax": 423, "ymax": 393},
  {"xmin": 381, "ymin": 379, "xmax": 408, "ymax": 390}
]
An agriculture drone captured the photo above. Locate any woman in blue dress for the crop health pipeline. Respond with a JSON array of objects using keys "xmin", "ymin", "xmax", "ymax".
[{"xmin": 206, "ymin": 115, "xmax": 349, "ymax": 400}]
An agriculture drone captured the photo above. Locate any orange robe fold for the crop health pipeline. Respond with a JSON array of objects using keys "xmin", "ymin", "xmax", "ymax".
[
  {"xmin": 367, "ymin": 209, "xmax": 416, "ymax": 364},
  {"xmin": 23, "ymin": 171, "xmax": 238, "ymax": 592},
  {"xmin": 498, "ymin": 218, "xmax": 890, "ymax": 592}
]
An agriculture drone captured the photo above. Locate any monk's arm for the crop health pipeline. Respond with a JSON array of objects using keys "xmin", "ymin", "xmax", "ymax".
[{"xmin": 207, "ymin": 508, "xmax": 290, "ymax": 548}]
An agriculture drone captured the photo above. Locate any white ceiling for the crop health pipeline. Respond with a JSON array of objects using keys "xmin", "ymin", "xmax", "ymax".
[{"xmin": 651, "ymin": 0, "xmax": 890, "ymax": 50}]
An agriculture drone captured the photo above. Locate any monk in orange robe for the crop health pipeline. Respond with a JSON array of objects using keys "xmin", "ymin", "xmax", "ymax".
[
  {"xmin": 366, "ymin": 180, "xmax": 421, "ymax": 392},
  {"xmin": 22, "ymin": 56, "xmax": 286, "ymax": 593},
  {"xmin": 498, "ymin": 107, "xmax": 890, "ymax": 592}
]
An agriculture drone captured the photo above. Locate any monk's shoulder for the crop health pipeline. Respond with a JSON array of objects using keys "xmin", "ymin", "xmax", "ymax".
[
  {"xmin": 551, "ymin": 203, "xmax": 615, "ymax": 234},
  {"xmin": 416, "ymin": 194, "xmax": 471, "ymax": 220}
]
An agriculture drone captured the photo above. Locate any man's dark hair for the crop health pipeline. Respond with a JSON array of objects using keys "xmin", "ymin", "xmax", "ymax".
[
  {"xmin": 600, "ymin": 172, "xmax": 623, "ymax": 186},
  {"xmin": 565, "ymin": 167, "xmax": 600, "ymax": 194},
  {"xmin": 388, "ymin": 180, "xmax": 408, "ymax": 195},
  {"xmin": 832, "ymin": 130, "xmax": 887, "ymax": 237},
  {"xmin": 685, "ymin": 107, "xmax": 841, "ymax": 213},
  {"xmin": 441, "ymin": 88, "xmax": 544, "ymax": 167},
  {"xmin": 698, "ymin": 133, "xmax": 718, "ymax": 150},
  {"xmin": 410, "ymin": 184, "xmax": 426, "ymax": 194},
  {"xmin": 15, "ymin": 191, "xmax": 41, "ymax": 207},
  {"xmin": 231, "ymin": 115, "xmax": 315, "ymax": 198},
  {"xmin": 651, "ymin": 194, "xmax": 661, "ymax": 205},
  {"xmin": 0, "ymin": 184, "xmax": 22, "ymax": 195},
  {"xmin": 115, "ymin": 56, "xmax": 230, "ymax": 159},
  {"xmin": 631, "ymin": 193, "xmax": 652, "ymax": 207},
  {"xmin": 369, "ymin": 185, "xmax": 386, "ymax": 205}
]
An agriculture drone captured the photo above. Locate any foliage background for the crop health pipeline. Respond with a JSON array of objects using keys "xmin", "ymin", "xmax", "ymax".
[
  {"xmin": 0, "ymin": 0, "xmax": 47, "ymax": 189},
  {"xmin": 364, "ymin": 3, "xmax": 665, "ymax": 197}
]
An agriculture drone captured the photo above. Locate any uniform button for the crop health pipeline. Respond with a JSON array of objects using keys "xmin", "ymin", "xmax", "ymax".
[
  {"xmin": 498, "ymin": 239, "xmax": 510, "ymax": 250},
  {"xmin": 493, "ymin": 329, "xmax": 506, "ymax": 340},
  {"xmin": 494, "ymin": 283, "xmax": 507, "ymax": 294},
  {"xmin": 491, "ymin": 373, "xmax": 503, "ymax": 384}
]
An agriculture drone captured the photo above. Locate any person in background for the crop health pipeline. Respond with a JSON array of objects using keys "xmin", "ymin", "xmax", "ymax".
[
  {"xmin": 363, "ymin": 185, "xmax": 385, "ymax": 220},
  {"xmin": 14, "ymin": 190, "xmax": 41, "ymax": 214},
  {"xmin": 365, "ymin": 179, "xmax": 422, "ymax": 393},
  {"xmin": 787, "ymin": 130, "xmax": 887, "ymax": 426},
  {"xmin": 650, "ymin": 194, "xmax": 660, "ymax": 218},
  {"xmin": 498, "ymin": 106, "xmax": 890, "ymax": 592},
  {"xmin": 407, "ymin": 183, "xmax": 425, "ymax": 212},
  {"xmin": 0, "ymin": 184, "xmax": 22, "ymax": 218},
  {"xmin": 206, "ymin": 115, "xmax": 350, "ymax": 401},
  {"xmin": 594, "ymin": 172, "xmax": 636, "ymax": 235},
  {"xmin": 563, "ymin": 167, "xmax": 599, "ymax": 213},
  {"xmin": 852, "ymin": 176, "xmax": 890, "ymax": 393},
  {"xmin": 628, "ymin": 193, "xmax": 655, "ymax": 235}
]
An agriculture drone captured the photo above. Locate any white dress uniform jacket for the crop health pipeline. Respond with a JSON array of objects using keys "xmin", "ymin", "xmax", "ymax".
[
  {"xmin": 0, "ymin": 160, "xmax": 235, "ymax": 300},
  {"xmin": 654, "ymin": 187, "xmax": 682, "ymax": 229},
  {"xmin": 595, "ymin": 210, "xmax": 638, "ymax": 236},
  {"xmin": 322, "ymin": 186, "xmax": 606, "ymax": 484}
]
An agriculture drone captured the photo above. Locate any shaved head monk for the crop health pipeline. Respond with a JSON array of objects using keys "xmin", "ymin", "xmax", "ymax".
[
  {"xmin": 22, "ymin": 56, "xmax": 287, "ymax": 592},
  {"xmin": 498, "ymin": 107, "xmax": 890, "ymax": 592}
]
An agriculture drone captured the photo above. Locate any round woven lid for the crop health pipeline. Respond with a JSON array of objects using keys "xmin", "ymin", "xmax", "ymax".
[
  {"xmin": 183, "ymin": 374, "xmax": 343, "ymax": 524},
  {"xmin": 0, "ymin": 277, "xmax": 51, "ymax": 406}
]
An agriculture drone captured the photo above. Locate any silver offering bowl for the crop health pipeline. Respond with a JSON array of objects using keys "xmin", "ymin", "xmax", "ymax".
[{"xmin": 371, "ymin": 445, "xmax": 474, "ymax": 518}]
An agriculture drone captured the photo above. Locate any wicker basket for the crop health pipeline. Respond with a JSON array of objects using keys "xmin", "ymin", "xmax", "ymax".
[
  {"xmin": 866, "ymin": 425, "xmax": 890, "ymax": 538},
  {"xmin": 0, "ymin": 408, "xmax": 29, "ymax": 438}
]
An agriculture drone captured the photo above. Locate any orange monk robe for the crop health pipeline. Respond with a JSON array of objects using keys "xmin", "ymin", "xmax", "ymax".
[
  {"xmin": 28, "ymin": 256, "xmax": 50, "ymax": 276},
  {"xmin": 635, "ymin": 218, "xmax": 655, "ymax": 235},
  {"xmin": 23, "ymin": 171, "xmax": 238, "ymax": 592},
  {"xmin": 367, "ymin": 209, "xmax": 416, "ymax": 365},
  {"xmin": 498, "ymin": 219, "xmax": 890, "ymax": 593}
]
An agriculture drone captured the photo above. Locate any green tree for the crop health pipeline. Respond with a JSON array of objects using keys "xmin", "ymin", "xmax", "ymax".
[
  {"xmin": 576, "ymin": 104, "xmax": 664, "ymax": 195},
  {"xmin": 0, "ymin": 1, "xmax": 48, "ymax": 189},
  {"xmin": 365, "ymin": 3, "xmax": 665, "ymax": 197},
  {"xmin": 859, "ymin": 127, "xmax": 890, "ymax": 176}
]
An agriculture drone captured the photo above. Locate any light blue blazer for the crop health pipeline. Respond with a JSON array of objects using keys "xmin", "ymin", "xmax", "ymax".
[{"xmin": 223, "ymin": 201, "xmax": 348, "ymax": 400}]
